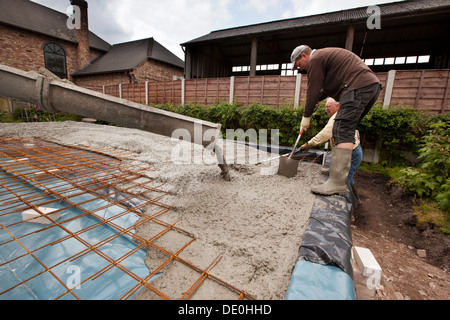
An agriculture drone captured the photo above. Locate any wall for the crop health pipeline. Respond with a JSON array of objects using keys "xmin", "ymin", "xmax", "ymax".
[
  {"xmin": 388, "ymin": 70, "xmax": 450, "ymax": 114},
  {"xmin": 73, "ymin": 72, "xmax": 132, "ymax": 87},
  {"xmin": 133, "ymin": 59, "xmax": 184, "ymax": 83},
  {"xmin": 73, "ymin": 59, "xmax": 184, "ymax": 87},
  {"xmin": 0, "ymin": 23, "xmax": 103, "ymax": 81}
]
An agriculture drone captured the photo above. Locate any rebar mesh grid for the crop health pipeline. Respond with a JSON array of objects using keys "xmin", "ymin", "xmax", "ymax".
[{"xmin": 0, "ymin": 138, "xmax": 254, "ymax": 300}]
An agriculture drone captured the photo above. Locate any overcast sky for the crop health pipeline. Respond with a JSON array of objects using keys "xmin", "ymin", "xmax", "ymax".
[{"xmin": 31, "ymin": 0, "xmax": 405, "ymax": 60}]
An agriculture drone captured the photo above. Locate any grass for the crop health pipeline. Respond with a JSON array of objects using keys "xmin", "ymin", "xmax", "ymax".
[
  {"xmin": 358, "ymin": 161, "xmax": 404, "ymax": 181},
  {"xmin": 1, "ymin": 108, "xmax": 83, "ymax": 123},
  {"xmin": 413, "ymin": 200, "xmax": 450, "ymax": 234}
]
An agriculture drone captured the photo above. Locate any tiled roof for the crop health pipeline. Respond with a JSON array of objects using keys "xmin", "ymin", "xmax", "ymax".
[{"xmin": 72, "ymin": 38, "xmax": 184, "ymax": 76}]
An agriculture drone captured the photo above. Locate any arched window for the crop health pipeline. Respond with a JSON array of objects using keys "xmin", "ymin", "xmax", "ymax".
[{"xmin": 43, "ymin": 43, "xmax": 67, "ymax": 79}]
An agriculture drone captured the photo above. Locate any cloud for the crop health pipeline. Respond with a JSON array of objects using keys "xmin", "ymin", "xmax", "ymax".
[
  {"xmin": 102, "ymin": 0, "xmax": 224, "ymax": 59},
  {"xmin": 245, "ymin": 0, "xmax": 280, "ymax": 13},
  {"xmin": 283, "ymin": 0, "xmax": 406, "ymax": 18},
  {"xmin": 30, "ymin": 0, "xmax": 406, "ymax": 61},
  {"xmin": 31, "ymin": 0, "xmax": 217, "ymax": 59}
]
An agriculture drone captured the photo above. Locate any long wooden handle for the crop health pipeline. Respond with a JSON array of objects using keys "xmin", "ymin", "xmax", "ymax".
[{"xmin": 289, "ymin": 129, "xmax": 303, "ymax": 159}]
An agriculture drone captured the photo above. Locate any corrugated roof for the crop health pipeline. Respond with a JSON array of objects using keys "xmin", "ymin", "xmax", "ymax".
[
  {"xmin": 72, "ymin": 38, "xmax": 184, "ymax": 76},
  {"xmin": 0, "ymin": 0, "xmax": 111, "ymax": 52},
  {"xmin": 182, "ymin": 0, "xmax": 450, "ymax": 45}
]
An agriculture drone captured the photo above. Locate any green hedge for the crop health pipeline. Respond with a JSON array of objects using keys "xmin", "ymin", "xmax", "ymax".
[
  {"xmin": 157, "ymin": 102, "xmax": 330, "ymax": 147},
  {"xmin": 359, "ymin": 105, "xmax": 450, "ymax": 164},
  {"xmin": 156, "ymin": 102, "xmax": 450, "ymax": 161}
]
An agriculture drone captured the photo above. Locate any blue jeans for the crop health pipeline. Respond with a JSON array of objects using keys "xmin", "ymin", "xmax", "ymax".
[{"xmin": 349, "ymin": 144, "xmax": 363, "ymax": 185}]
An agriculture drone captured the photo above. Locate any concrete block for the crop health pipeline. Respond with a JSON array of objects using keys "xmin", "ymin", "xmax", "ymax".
[
  {"xmin": 21, "ymin": 207, "xmax": 61, "ymax": 225},
  {"xmin": 353, "ymin": 246, "xmax": 382, "ymax": 279},
  {"xmin": 352, "ymin": 246, "xmax": 382, "ymax": 300}
]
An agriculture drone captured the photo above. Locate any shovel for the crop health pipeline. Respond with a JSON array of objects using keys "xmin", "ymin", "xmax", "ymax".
[{"xmin": 277, "ymin": 129, "xmax": 304, "ymax": 177}]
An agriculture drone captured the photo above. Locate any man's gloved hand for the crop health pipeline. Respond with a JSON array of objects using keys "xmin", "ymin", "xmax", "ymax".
[
  {"xmin": 299, "ymin": 143, "xmax": 311, "ymax": 152},
  {"xmin": 301, "ymin": 117, "xmax": 310, "ymax": 131}
]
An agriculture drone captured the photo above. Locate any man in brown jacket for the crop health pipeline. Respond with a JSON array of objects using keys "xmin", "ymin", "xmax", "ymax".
[{"xmin": 291, "ymin": 45, "xmax": 381, "ymax": 196}]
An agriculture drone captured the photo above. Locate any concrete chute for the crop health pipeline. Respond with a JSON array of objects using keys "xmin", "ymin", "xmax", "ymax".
[{"xmin": 0, "ymin": 64, "xmax": 230, "ymax": 180}]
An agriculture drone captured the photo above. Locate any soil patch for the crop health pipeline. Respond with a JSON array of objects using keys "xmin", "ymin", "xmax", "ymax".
[{"xmin": 352, "ymin": 170, "xmax": 450, "ymax": 300}]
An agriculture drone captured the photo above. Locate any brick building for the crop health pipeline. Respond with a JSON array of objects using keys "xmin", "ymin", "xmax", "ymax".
[
  {"xmin": 72, "ymin": 37, "xmax": 185, "ymax": 86},
  {"xmin": 0, "ymin": 0, "xmax": 184, "ymax": 86}
]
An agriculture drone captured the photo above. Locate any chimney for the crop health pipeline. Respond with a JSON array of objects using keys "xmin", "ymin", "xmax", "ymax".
[{"xmin": 70, "ymin": 0, "xmax": 90, "ymax": 69}]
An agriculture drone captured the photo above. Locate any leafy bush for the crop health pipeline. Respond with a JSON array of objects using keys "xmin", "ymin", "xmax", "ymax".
[
  {"xmin": 397, "ymin": 121, "xmax": 450, "ymax": 213},
  {"xmin": 359, "ymin": 105, "xmax": 450, "ymax": 164},
  {"xmin": 155, "ymin": 102, "xmax": 330, "ymax": 146},
  {"xmin": 0, "ymin": 110, "xmax": 17, "ymax": 123},
  {"xmin": 12, "ymin": 103, "xmax": 55, "ymax": 122},
  {"xmin": 2, "ymin": 103, "xmax": 83, "ymax": 123}
]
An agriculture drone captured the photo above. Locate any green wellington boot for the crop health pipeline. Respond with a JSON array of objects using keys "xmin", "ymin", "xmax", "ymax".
[
  {"xmin": 311, "ymin": 147, "xmax": 352, "ymax": 196},
  {"xmin": 351, "ymin": 183, "xmax": 362, "ymax": 205}
]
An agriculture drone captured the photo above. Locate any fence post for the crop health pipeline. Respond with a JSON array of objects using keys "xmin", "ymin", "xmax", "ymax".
[
  {"xmin": 145, "ymin": 81, "xmax": 149, "ymax": 105},
  {"xmin": 374, "ymin": 70, "xmax": 397, "ymax": 163},
  {"xmin": 229, "ymin": 76, "xmax": 235, "ymax": 104},
  {"xmin": 119, "ymin": 83, "xmax": 123, "ymax": 99},
  {"xmin": 442, "ymin": 71, "xmax": 450, "ymax": 114},
  {"xmin": 383, "ymin": 70, "xmax": 396, "ymax": 108},
  {"xmin": 181, "ymin": 78, "xmax": 185, "ymax": 106},
  {"xmin": 414, "ymin": 70, "xmax": 425, "ymax": 108},
  {"xmin": 294, "ymin": 73, "xmax": 302, "ymax": 109},
  {"xmin": 102, "ymin": 86, "xmax": 105, "ymax": 95}
]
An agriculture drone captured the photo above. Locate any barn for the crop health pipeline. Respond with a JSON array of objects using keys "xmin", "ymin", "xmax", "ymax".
[{"xmin": 181, "ymin": 0, "xmax": 450, "ymax": 79}]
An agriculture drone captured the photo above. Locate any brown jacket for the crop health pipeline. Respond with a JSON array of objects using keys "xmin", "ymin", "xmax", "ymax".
[{"xmin": 304, "ymin": 47, "xmax": 380, "ymax": 117}]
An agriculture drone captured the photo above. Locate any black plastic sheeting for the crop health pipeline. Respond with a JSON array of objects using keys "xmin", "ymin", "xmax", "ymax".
[
  {"xmin": 237, "ymin": 140, "xmax": 357, "ymax": 279},
  {"xmin": 233, "ymin": 140, "xmax": 326, "ymax": 164},
  {"xmin": 297, "ymin": 153, "xmax": 357, "ymax": 278}
]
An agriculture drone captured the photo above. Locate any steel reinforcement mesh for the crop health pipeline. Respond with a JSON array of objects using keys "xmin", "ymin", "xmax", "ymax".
[{"xmin": 0, "ymin": 137, "xmax": 254, "ymax": 300}]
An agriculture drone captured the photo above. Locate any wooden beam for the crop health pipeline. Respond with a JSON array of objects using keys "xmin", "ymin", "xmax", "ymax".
[
  {"xmin": 250, "ymin": 38, "xmax": 258, "ymax": 77},
  {"xmin": 345, "ymin": 26, "xmax": 355, "ymax": 51},
  {"xmin": 185, "ymin": 47, "xmax": 192, "ymax": 80}
]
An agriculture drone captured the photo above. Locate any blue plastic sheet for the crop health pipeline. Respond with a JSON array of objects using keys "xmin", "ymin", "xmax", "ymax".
[
  {"xmin": 285, "ymin": 151, "xmax": 357, "ymax": 300},
  {"xmin": 285, "ymin": 261, "xmax": 356, "ymax": 300},
  {"xmin": 0, "ymin": 168, "xmax": 157, "ymax": 300}
]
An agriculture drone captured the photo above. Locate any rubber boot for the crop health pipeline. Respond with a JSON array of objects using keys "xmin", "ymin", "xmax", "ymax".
[
  {"xmin": 351, "ymin": 183, "xmax": 362, "ymax": 205},
  {"xmin": 311, "ymin": 147, "xmax": 352, "ymax": 196}
]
